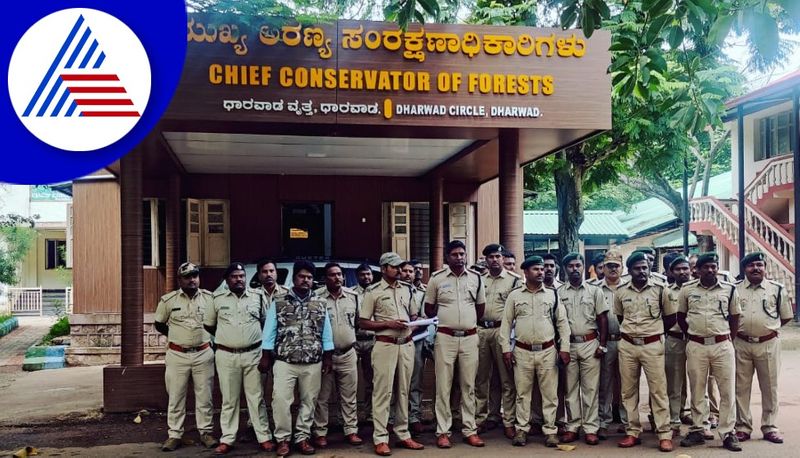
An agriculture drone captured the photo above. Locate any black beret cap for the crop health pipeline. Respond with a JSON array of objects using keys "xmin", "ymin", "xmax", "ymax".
[
  {"xmin": 223, "ymin": 262, "xmax": 246, "ymax": 278},
  {"xmin": 662, "ymin": 252, "xmax": 681, "ymax": 271},
  {"xmin": 668, "ymin": 255, "xmax": 689, "ymax": 271},
  {"xmin": 633, "ymin": 247, "xmax": 656, "ymax": 256},
  {"xmin": 695, "ymin": 252, "xmax": 719, "ymax": 269},
  {"xmin": 592, "ymin": 252, "xmax": 606, "ymax": 266},
  {"xmin": 482, "ymin": 243, "xmax": 505, "ymax": 256},
  {"xmin": 562, "ymin": 252, "xmax": 584, "ymax": 266},
  {"xmin": 521, "ymin": 255, "xmax": 544, "ymax": 270},
  {"xmin": 626, "ymin": 251, "xmax": 648, "ymax": 269},
  {"xmin": 741, "ymin": 251, "xmax": 766, "ymax": 268}
]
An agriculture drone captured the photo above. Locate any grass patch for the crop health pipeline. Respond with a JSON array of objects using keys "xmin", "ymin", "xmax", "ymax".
[
  {"xmin": 41, "ymin": 315, "xmax": 70, "ymax": 345},
  {"xmin": 0, "ymin": 313, "xmax": 12, "ymax": 324}
]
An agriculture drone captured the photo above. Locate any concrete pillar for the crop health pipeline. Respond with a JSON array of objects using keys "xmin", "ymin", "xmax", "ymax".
[
  {"xmin": 430, "ymin": 174, "xmax": 444, "ymax": 271},
  {"xmin": 120, "ymin": 143, "xmax": 145, "ymax": 366},
  {"xmin": 499, "ymin": 129, "xmax": 523, "ymax": 260},
  {"xmin": 165, "ymin": 174, "xmax": 181, "ymax": 292}
]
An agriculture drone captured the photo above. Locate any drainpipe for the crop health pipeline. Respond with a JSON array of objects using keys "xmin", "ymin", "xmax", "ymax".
[{"xmin": 737, "ymin": 105, "xmax": 745, "ymax": 275}]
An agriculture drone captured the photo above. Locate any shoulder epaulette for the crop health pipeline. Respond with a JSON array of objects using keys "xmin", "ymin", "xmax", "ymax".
[
  {"xmin": 366, "ymin": 282, "xmax": 382, "ymax": 292},
  {"xmin": 313, "ymin": 286, "xmax": 327, "ymax": 296},
  {"xmin": 734, "ymin": 279, "xmax": 744, "ymax": 285},
  {"xmin": 766, "ymin": 279, "xmax": 785, "ymax": 288},
  {"xmin": 508, "ymin": 271, "xmax": 522, "ymax": 279},
  {"xmin": 467, "ymin": 268, "xmax": 482, "ymax": 276},
  {"xmin": 160, "ymin": 290, "xmax": 179, "ymax": 302},
  {"xmin": 431, "ymin": 268, "xmax": 447, "ymax": 277},
  {"xmin": 212, "ymin": 289, "xmax": 229, "ymax": 298},
  {"xmin": 509, "ymin": 284, "xmax": 524, "ymax": 293},
  {"xmin": 683, "ymin": 278, "xmax": 699, "ymax": 286},
  {"xmin": 719, "ymin": 280, "xmax": 736, "ymax": 288},
  {"xmin": 199, "ymin": 288, "xmax": 213, "ymax": 296},
  {"xmin": 341, "ymin": 286, "xmax": 358, "ymax": 296}
]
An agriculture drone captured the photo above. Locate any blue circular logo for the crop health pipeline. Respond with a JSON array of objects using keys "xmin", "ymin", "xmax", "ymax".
[{"xmin": 3, "ymin": 0, "xmax": 186, "ymax": 184}]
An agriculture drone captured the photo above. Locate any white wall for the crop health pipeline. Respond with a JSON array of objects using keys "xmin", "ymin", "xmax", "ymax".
[{"xmin": 729, "ymin": 100, "xmax": 794, "ymax": 194}]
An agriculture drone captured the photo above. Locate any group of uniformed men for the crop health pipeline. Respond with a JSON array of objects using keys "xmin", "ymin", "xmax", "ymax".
[{"xmin": 153, "ymin": 241, "xmax": 791, "ymax": 456}]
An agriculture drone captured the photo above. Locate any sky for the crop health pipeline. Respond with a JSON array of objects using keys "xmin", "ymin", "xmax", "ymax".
[{"xmin": 724, "ymin": 32, "xmax": 800, "ymax": 90}]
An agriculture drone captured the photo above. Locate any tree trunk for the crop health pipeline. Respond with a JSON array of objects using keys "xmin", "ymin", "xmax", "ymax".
[{"xmin": 554, "ymin": 148, "xmax": 584, "ymax": 257}]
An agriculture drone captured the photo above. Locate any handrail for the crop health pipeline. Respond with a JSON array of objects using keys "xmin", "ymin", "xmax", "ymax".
[{"xmin": 744, "ymin": 155, "xmax": 794, "ymax": 205}]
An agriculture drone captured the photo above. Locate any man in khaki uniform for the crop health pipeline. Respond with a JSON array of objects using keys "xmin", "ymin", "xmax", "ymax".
[
  {"xmin": 204, "ymin": 262, "xmax": 273, "ymax": 455},
  {"xmin": 500, "ymin": 255, "xmax": 570, "ymax": 447},
  {"xmin": 312, "ymin": 263, "xmax": 364, "ymax": 448},
  {"xmin": 154, "ymin": 262, "xmax": 217, "ymax": 452},
  {"xmin": 558, "ymin": 253, "xmax": 608, "ymax": 445},
  {"xmin": 404, "ymin": 259, "xmax": 429, "ymax": 435},
  {"xmin": 613, "ymin": 252, "xmax": 674, "ymax": 452},
  {"xmin": 260, "ymin": 260, "xmax": 334, "ymax": 457},
  {"xmin": 476, "ymin": 243, "xmax": 520, "ymax": 439},
  {"xmin": 502, "ymin": 250, "xmax": 518, "ymax": 273},
  {"xmin": 531, "ymin": 252, "xmax": 563, "ymax": 430},
  {"xmin": 734, "ymin": 252, "xmax": 792, "ymax": 444},
  {"xmin": 359, "ymin": 252, "xmax": 425, "ymax": 456},
  {"xmin": 425, "ymin": 240, "xmax": 487, "ymax": 448},
  {"xmin": 596, "ymin": 250, "xmax": 627, "ymax": 438},
  {"xmin": 353, "ymin": 263, "xmax": 375, "ymax": 423},
  {"xmin": 257, "ymin": 258, "xmax": 290, "ymax": 304},
  {"xmin": 677, "ymin": 252, "xmax": 742, "ymax": 452},
  {"xmin": 663, "ymin": 255, "xmax": 691, "ymax": 437}
]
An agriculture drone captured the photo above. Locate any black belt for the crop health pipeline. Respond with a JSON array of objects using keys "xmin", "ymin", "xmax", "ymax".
[
  {"xmin": 216, "ymin": 341, "xmax": 262, "ymax": 353},
  {"xmin": 478, "ymin": 320, "xmax": 502, "ymax": 329},
  {"xmin": 334, "ymin": 343, "xmax": 355, "ymax": 356}
]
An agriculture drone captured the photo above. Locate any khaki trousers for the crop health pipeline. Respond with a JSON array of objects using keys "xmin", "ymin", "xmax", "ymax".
[
  {"xmin": 618, "ymin": 339, "xmax": 671, "ymax": 440},
  {"xmin": 372, "ymin": 340, "xmax": 414, "ymax": 444},
  {"xmin": 565, "ymin": 340, "xmax": 600, "ymax": 434},
  {"xmin": 434, "ymin": 333, "xmax": 479, "ymax": 436},
  {"xmin": 272, "ymin": 360, "xmax": 322, "ymax": 443},
  {"xmin": 354, "ymin": 339, "xmax": 375, "ymax": 421},
  {"xmin": 686, "ymin": 340, "xmax": 736, "ymax": 437},
  {"xmin": 735, "ymin": 337, "xmax": 781, "ymax": 434},
  {"xmin": 409, "ymin": 338, "xmax": 428, "ymax": 424},
  {"xmin": 215, "ymin": 348, "xmax": 271, "ymax": 445},
  {"xmin": 513, "ymin": 346, "xmax": 558, "ymax": 434},
  {"xmin": 165, "ymin": 346, "xmax": 215, "ymax": 439},
  {"xmin": 664, "ymin": 335, "xmax": 688, "ymax": 430},
  {"xmin": 598, "ymin": 340, "xmax": 626, "ymax": 428},
  {"xmin": 313, "ymin": 348, "xmax": 359, "ymax": 437},
  {"xmin": 476, "ymin": 327, "xmax": 515, "ymax": 427}
]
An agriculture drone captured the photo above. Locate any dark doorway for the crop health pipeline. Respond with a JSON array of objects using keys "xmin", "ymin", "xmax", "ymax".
[{"xmin": 282, "ymin": 203, "xmax": 332, "ymax": 257}]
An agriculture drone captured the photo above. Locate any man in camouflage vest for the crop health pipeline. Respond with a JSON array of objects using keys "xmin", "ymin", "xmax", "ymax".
[
  {"xmin": 154, "ymin": 262, "xmax": 217, "ymax": 452},
  {"xmin": 260, "ymin": 260, "xmax": 334, "ymax": 457}
]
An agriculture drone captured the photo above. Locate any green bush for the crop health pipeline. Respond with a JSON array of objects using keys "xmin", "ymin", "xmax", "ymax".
[
  {"xmin": 41, "ymin": 316, "xmax": 70, "ymax": 345},
  {"xmin": 0, "ymin": 313, "xmax": 12, "ymax": 324}
]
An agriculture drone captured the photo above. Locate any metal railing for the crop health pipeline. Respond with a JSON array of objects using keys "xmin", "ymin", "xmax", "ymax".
[{"xmin": 8, "ymin": 287, "xmax": 43, "ymax": 316}]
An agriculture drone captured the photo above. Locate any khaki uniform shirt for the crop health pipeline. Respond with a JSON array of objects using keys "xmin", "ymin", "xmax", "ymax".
[
  {"xmin": 666, "ymin": 282, "xmax": 684, "ymax": 333},
  {"xmin": 545, "ymin": 278, "xmax": 563, "ymax": 290},
  {"xmin": 557, "ymin": 281, "xmax": 608, "ymax": 336},
  {"xmin": 613, "ymin": 280, "xmax": 673, "ymax": 337},
  {"xmin": 154, "ymin": 288, "xmax": 213, "ymax": 347},
  {"xmin": 482, "ymin": 269, "xmax": 522, "ymax": 322},
  {"xmin": 315, "ymin": 286, "xmax": 358, "ymax": 351},
  {"xmin": 360, "ymin": 279, "xmax": 417, "ymax": 339},
  {"xmin": 412, "ymin": 283, "xmax": 427, "ymax": 317},
  {"xmin": 354, "ymin": 284, "xmax": 374, "ymax": 338},
  {"xmin": 262, "ymin": 284, "xmax": 291, "ymax": 309},
  {"xmin": 424, "ymin": 267, "xmax": 486, "ymax": 330},
  {"xmin": 597, "ymin": 279, "xmax": 622, "ymax": 336},
  {"xmin": 500, "ymin": 284, "xmax": 570, "ymax": 353},
  {"xmin": 205, "ymin": 287, "xmax": 266, "ymax": 348},
  {"xmin": 678, "ymin": 280, "xmax": 740, "ymax": 337},
  {"xmin": 736, "ymin": 279, "xmax": 792, "ymax": 337}
]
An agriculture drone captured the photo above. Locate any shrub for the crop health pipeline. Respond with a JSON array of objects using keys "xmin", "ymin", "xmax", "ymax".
[{"xmin": 41, "ymin": 316, "xmax": 70, "ymax": 345}]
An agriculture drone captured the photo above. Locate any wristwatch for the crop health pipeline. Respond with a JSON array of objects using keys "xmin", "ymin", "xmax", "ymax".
[{"xmin": 598, "ymin": 346, "xmax": 608, "ymax": 353}]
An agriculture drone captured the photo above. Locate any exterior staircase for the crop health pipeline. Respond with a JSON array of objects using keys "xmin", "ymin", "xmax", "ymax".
[{"xmin": 689, "ymin": 155, "xmax": 795, "ymax": 308}]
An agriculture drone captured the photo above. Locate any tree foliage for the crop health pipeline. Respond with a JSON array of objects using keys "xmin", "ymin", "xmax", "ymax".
[{"xmin": 0, "ymin": 214, "xmax": 37, "ymax": 286}]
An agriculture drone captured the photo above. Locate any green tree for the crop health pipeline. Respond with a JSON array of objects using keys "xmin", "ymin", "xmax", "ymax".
[{"xmin": 0, "ymin": 214, "xmax": 37, "ymax": 286}]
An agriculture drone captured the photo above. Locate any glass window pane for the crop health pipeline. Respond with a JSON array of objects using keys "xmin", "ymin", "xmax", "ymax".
[
  {"xmin": 208, "ymin": 224, "xmax": 224, "ymax": 234},
  {"xmin": 395, "ymin": 206, "xmax": 407, "ymax": 215},
  {"xmin": 208, "ymin": 213, "xmax": 223, "ymax": 223},
  {"xmin": 190, "ymin": 213, "xmax": 199, "ymax": 223},
  {"xmin": 190, "ymin": 202, "xmax": 199, "ymax": 212},
  {"xmin": 396, "ymin": 226, "xmax": 407, "ymax": 234},
  {"xmin": 395, "ymin": 215, "xmax": 406, "ymax": 224},
  {"xmin": 190, "ymin": 223, "xmax": 200, "ymax": 233},
  {"xmin": 208, "ymin": 203, "xmax": 224, "ymax": 213}
]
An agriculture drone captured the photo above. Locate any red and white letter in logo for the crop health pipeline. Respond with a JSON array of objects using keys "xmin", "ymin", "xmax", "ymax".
[{"xmin": 8, "ymin": 8, "xmax": 151, "ymax": 152}]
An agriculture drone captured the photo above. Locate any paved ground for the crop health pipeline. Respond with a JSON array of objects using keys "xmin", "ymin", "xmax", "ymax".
[
  {"xmin": 3, "ymin": 323, "xmax": 800, "ymax": 456},
  {"xmin": 0, "ymin": 316, "xmax": 54, "ymax": 375}
]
